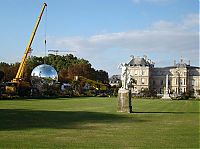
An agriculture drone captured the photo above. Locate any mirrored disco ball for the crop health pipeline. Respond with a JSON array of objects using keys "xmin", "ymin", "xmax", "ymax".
[{"xmin": 31, "ymin": 64, "xmax": 58, "ymax": 91}]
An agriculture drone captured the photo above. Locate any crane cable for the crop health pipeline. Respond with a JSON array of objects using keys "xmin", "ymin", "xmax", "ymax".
[{"xmin": 44, "ymin": 4, "xmax": 48, "ymax": 63}]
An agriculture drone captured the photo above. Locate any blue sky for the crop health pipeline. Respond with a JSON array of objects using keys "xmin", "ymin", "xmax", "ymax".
[{"xmin": 0, "ymin": 0, "xmax": 199, "ymax": 76}]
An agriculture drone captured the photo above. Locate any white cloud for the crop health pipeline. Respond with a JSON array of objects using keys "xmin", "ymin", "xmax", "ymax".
[
  {"xmin": 151, "ymin": 13, "xmax": 199, "ymax": 31},
  {"xmin": 182, "ymin": 13, "xmax": 199, "ymax": 29},
  {"xmin": 151, "ymin": 21, "xmax": 180, "ymax": 31},
  {"xmin": 47, "ymin": 13, "xmax": 199, "ymax": 75}
]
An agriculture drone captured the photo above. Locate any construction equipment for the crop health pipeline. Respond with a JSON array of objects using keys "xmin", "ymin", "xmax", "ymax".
[
  {"xmin": 48, "ymin": 50, "xmax": 76, "ymax": 55},
  {"xmin": 75, "ymin": 76, "xmax": 109, "ymax": 91},
  {"xmin": 5, "ymin": 3, "xmax": 47, "ymax": 95}
]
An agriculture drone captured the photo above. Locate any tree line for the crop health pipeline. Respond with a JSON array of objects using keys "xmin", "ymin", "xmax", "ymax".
[{"xmin": 0, "ymin": 54, "xmax": 109, "ymax": 84}]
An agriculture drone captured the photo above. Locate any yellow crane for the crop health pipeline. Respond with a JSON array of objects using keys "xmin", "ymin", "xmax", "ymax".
[{"xmin": 6, "ymin": 3, "xmax": 47, "ymax": 95}]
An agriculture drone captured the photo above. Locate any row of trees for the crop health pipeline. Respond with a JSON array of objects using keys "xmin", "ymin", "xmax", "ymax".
[
  {"xmin": 0, "ymin": 54, "xmax": 109, "ymax": 85},
  {"xmin": 0, "ymin": 62, "xmax": 20, "ymax": 82}
]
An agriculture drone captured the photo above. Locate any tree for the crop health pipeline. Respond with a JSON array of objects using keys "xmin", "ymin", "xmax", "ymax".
[
  {"xmin": 28, "ymin": 54, "xmax": 109, "ymax": 84},
  {"xmin": 67, "ymin": 63, "xmax": 92, "ymax": 80},
  {"xmin": 140, "ymin": 88, "xmax": 157, "ymax": 97},
  {"xmin": 0, "ymin": 71, "xmax": 4, "ymax": 82},
  {"xmin": 59, "ymin": 68, "xmax": 69, "ymax": 83},
  {"xmin": 0, "ymin": 62, "xmax": 20, "ymax": 82},
  {"xmin": 1, "ymin": 54, "xmax": 109, "ymax": 90},
  {"xmin": 95, "ymin": 70, "xmax": 109, "ymax": 84},
  {"xmin": 71, "ymin": 80, "xmax": 81, "ymax": 96}
]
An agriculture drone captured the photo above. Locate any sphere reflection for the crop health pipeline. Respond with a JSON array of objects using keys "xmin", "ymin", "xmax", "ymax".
[{"xmin": 31, "ymin": 64, "xmax": 58, "ymax": 91}]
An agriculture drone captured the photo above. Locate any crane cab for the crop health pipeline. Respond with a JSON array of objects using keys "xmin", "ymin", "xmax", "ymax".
[
  {"xmin": 5, "ymin": 80, "xmax": 31, "ymax": 96},
  {"xmin": 5, "ymin": 82, "xmax": 17, "ymax": 94}
]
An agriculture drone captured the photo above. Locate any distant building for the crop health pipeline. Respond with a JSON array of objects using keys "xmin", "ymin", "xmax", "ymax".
[
  {"xmin": 119, "ymin": 56, "xmax": 200, "ymax": 97},
  {"xmin": 109, "ymin": 75, "xmax": 121, "ymax": 87}
]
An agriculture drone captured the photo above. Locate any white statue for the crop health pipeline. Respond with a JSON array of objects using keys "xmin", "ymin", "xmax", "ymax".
[
  {"xmin": 119, "ymin": 63, "xmax": 130, "ymax": 89},
  {"xmin": 162, "ymin": 74, "xmax": 171, "ymax": 99},
  {"xmin": 165, "ymin": 74, "xmax": 169, "ymax": 94}
]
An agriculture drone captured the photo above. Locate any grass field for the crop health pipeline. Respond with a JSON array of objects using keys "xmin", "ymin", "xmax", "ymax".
[{"xmin": 0, "ymin": 97, "xmax": 199, "ymax": 149}]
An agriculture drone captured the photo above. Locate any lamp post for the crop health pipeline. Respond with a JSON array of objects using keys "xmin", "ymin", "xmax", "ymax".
[{"xmin": 128, "ymin": 78, "xmax": 134, "ymax": 113}]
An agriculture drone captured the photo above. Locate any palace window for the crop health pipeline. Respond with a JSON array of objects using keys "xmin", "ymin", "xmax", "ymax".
[
  {"xmin": 192, "ymin": 80, "xmax": 195, "ymax": 86},
  {"xmin": 142, "ymin": 70, "xmax": 145, "ymax": 75},
  {"xmin": 180, "ymin": 79, "xmax": 183, "ymax": 85},
  {"xmin": 192, "ymin": 89, "xmax": 195, "ymax": 93},
  {"xmin": 135, "ymin": 79, "xmax": 137, "ymax": 85},
  {"xmin": 135, "ymin": 70, "xmax": 138, "ymax": 75},
  {"xmin": 141, "ymin": 78, "xmax": 145, "ymax": 84}
]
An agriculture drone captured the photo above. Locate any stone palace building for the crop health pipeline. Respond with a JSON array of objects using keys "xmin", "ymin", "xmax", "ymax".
[{"xmin": 110, "ymin": 56, "xmax": 200, "ymax": 97}]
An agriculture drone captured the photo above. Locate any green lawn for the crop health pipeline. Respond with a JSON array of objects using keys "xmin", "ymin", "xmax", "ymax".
[{"xmin": 0, "ymin": 97, "xmax": 199, "ymax": 149}]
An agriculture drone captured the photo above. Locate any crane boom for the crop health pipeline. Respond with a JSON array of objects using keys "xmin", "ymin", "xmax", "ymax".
[{"xmin": 13, "ymin": 3, "xmax": 47, "ymax": 83}]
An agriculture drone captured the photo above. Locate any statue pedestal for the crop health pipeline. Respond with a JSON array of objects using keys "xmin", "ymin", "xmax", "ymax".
[
  {"xmin": 162, "ymin": 93, "xmax": 171, "ymax": 99},
  {"xmin": 118, "ymin": 88, "xmax": 132, "ymax": 113},
  {"xmin": 162, "ymin": 74, "xmax": 171, "ymax": 99}
]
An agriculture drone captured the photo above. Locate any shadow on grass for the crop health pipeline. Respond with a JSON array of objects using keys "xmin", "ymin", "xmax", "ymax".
[
  {"xmin": 0, "ymin": 109, "xmax": 147, "ymax": 131},
  {"xmin": 133, "ymin": 111, "xmax": 199, "ymax": 114}
]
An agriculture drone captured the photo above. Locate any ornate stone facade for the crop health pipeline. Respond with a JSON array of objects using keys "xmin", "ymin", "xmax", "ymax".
[{"xmin": 119, "ymin": 56, "xmax": 200, "ymax": 97}]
